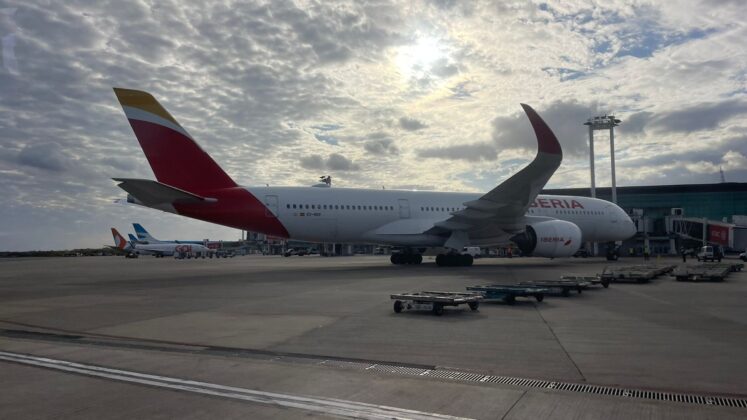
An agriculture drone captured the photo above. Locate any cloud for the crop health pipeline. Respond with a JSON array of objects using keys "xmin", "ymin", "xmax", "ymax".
[
  {"xmin": 300, "ymin": 153, "xmax": 360, "ymax": 171},
  {"xmin": 417, "ymin": 142, "xmax": 497, "ymax": 162},
  {"xmin": 363, "ymin": 133, "xmax": 399, "ymax": 155},
  {"xmin": 650, "ymin": 99, "xmax": 747, "ymax": 133},
  {"xmin": 17, "ymin": 142, "xmax": 71, "ymax": 171},
  {"xmin": 1, "ymin": 0, "xmax": 747, "ymax": 250},
  {"xmin": 398, "ymin": 116, "xmax": 427, "ymax": 131}
]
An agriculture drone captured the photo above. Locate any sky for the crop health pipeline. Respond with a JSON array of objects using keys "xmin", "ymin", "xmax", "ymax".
[{"xmin": 0, "ymin": 0, "xmax": 746, "ymax": 251}]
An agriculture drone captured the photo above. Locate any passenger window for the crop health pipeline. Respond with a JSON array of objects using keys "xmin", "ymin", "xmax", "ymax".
[
  {"xmin": 286, "ymin": 204, "xmax": 290, "ymax": 209},
  {"xmin": 305, "ymin": 204, "xmax": 309, "ymax": 209}
]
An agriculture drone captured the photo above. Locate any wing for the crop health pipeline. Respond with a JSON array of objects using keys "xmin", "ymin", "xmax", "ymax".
[{"xmin": 427, "ymin": 104, "xmax": 562, "ymax": 248}]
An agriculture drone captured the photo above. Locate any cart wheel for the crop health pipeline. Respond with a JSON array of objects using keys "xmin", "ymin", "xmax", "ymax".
[
  {"xmin": 561, "ymin": 288, "xmax": 570, "ymax": 297},
  {"xmin": 393, "ymin": 300, "xmax": 403, "ymax": 313},
  {"xmin": 504, "ymin": 295, "xmax": 516, "ymax": 305},
  {"xmin": 577, "ymin": 287, "xmax": 583, "ymax": 294},
  {"xmin": 432, "ymin": 303, "xmax": 444, "ymax": 316},
  {"xmin": 468, "ymin": 302, "xmax": 479, "ymax": 311},
  {"xmin": 535, "ymin": 294, "xmax": 544, "ymax": 302},
  {"xmin": 602, "ymin": 280, "xmax": 610, "ymax": 288}
]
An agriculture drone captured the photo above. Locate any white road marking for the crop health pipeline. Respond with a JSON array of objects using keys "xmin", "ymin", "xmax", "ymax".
[{"xmin": 0, "ymin": 350, "xmax": 472, "ymax": 420}]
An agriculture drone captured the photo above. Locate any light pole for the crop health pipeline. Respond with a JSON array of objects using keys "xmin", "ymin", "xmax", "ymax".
[
  {"xmin": 583, "ymin": 115, "xmax": 622, "ymax": 256},
  {"xmin": 583, "ymin": 115, "xmax": 621, "ymax": 202}
]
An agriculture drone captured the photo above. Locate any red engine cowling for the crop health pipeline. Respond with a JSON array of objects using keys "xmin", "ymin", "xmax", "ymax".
[{"xmin": 512, "ymin": 220, "xmax": 582, "ymax": 258}]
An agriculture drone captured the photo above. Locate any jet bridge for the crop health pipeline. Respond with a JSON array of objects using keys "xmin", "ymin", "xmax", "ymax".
[{"xmin": 668, "ymin": 216, "xmax": 746, "ymax": 250}]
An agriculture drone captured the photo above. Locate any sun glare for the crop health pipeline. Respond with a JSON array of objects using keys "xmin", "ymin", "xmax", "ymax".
[{"xmin": 395, "ymin": 36, "xmax": 446, "ymax": 80}]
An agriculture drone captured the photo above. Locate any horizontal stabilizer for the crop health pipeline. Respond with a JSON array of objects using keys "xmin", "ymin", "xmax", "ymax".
[{"xmin": 113, "ymin": 178, "xmax": 217, "ymax": 207}]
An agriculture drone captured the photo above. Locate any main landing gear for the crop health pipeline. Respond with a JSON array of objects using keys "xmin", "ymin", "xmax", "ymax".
[
  {"xmin": 390, "ymin": 253, "xmax": 423, "ymax": 265},
  {"xmin": 436, "ymin": 253, "xmax": 473, "ymax": 267}
]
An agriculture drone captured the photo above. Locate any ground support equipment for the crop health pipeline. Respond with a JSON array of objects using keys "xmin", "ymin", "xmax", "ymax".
[
  {"xmin": 600, "ymin": 264, "xmax": 676, "ymax": 284},
  {"xmin": 517, "ymin": 280, "xmax": 589, "ymax": 297},
  {"xmin": 390, "ymin": 291, "xmax": 483, "ymax": 316},
  {"xmin": 672, "ymin": 264, "xmax": 734, "ymax": 282},
  {"xmin": 560, "ymin": 275, "xmax": 610, "ymax": 288},
  {"xmin": 466, "ymin": 284, "xmax": 549, "ymax": 304}
]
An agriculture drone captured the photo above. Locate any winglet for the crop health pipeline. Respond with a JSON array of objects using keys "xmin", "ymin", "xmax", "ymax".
[{"xmin": 520, "ymin": 104, "xmax": 562, "ymax": 156}]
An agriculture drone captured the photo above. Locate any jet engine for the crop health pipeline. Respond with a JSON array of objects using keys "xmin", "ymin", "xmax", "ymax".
[{"xmin": 511, "ymin": 220, "xmax": 582, "ymax": 258}]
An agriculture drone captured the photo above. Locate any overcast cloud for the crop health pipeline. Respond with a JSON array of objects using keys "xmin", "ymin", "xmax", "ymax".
[{"xmin": 0, "ymin": 0, "xmax": 746, "ymax": 250}]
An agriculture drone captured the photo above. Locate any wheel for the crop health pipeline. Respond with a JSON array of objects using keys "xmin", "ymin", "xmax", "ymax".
[
  {"xmin": 390, "ymin": 254, "xmax": 401, "ymax": 265},
  {"xmin": 535, "ymin": 294, "xmax": 544, "ymax": 302},
  {"xmin": 436, "ymin": 254, "xmax": 445, "ymax": 266},
  {"xmin": 414, "ymin": 254, "xmax": 423, "ymax": 264},
  {"xmin": 432, "ymin": 304, "xmax": 444, "ymax": 316},
  {"xmin": 462, "ymin": 254, "xmax": 474, "ymax": 266},
  {"xmin": 602, "ymin": 280, "xmax": 610, "ymax": 288},
  {"xmin": 561, "ymin": 289, "xmax": 570, "ymax": 297},
  {"xmin": 577, "ymin": 287, "xmax": 583, "ymax": 294},
  {"xmin": 393, "ymin": 300, "xmax": 403, "ymax": 313},
  {"xmin": 503, "ymin": 295, "xmax": 516, "ymax": 305},
  {"xmin": 468, "ymin": 302, "xmax": 479, "ymax": 311}
]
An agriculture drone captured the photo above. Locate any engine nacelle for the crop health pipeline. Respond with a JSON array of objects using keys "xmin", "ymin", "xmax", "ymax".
[{"xmin": 511, "ymin": 220, "xmax": 582, "ymax": 258}]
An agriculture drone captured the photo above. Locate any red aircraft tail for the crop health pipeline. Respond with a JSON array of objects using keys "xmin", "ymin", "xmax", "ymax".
[{"xmin": 113, "ymin": 88, "xmax": 237, "ymax": 194}]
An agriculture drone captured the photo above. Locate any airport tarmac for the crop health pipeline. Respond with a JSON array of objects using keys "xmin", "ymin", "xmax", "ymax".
[{"xmin": 0, "ymin": 255, "xmax": 745, "ymax": 419}]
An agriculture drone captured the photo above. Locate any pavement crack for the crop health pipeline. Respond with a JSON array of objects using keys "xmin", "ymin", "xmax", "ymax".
[
  {"xmin": 534, "ymin": 305, "xmax": 586, "ymax": 382},
  {"xmin": 500, "ymin": 390, "xmax": 527, "ymax": 420}
]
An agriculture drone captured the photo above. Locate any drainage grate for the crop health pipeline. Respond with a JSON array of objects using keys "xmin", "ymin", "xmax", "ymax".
[{"xmin": 322, "ymin": 362, "xmax": 747, "ymax": 409}]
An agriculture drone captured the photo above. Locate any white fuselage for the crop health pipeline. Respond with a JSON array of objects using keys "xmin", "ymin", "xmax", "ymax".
[
  {"xmin": 129, "ymin": 242, "xmax": 211, "ymax": 256},
  {"xmin": 245, "ymin": 186, "xmax": 636, "ymax": 246}
]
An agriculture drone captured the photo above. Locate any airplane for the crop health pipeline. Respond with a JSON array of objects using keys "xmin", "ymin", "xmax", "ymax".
[
  {"xmin": 133, "ymin": 223, "xmax": 205, "ymax": 245},
  {"xmin": 111, "ymin": 228, "xmax": 212, "ymax": 258},
  {"xmin": 112, "ymin": 88, "xmax": 636, "ymax": 267}
]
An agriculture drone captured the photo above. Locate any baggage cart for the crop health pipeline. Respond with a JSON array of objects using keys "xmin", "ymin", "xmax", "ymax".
[
  {"xmin": 466, "ymin": 284, "xmax": 549, "ymax": 304},
  {"xmin": 390, "ymin": 291, "xmax": 483, "ymax": 316}
]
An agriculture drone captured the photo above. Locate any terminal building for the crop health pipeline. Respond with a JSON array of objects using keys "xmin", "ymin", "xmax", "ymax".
[{"xmin": 545, "ymin": 182, "xmax": 747, "ymax": 255}]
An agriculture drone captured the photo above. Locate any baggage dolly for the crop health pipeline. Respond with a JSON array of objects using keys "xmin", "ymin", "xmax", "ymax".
[
  {"xmin": 390, "ymin": 291, "xmax": 483, "ymax": 316},
  {"xmin": 518, "ymin": 280, "xmax": 589, "ymax": 297},
  {"xmin": 466, "ymin": 284, "xmax": 549, "ymax": 304},
  {"xmin": 560, "ymin": 275, "xmax": 610, "ymax": 288}
]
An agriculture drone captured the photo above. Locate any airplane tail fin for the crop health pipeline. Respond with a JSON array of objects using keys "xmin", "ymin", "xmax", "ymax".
[
  {"xmin": 113, "ymin": 88, "xmax": 238, "ymax": 193},
  {"xmin": 127, "ymin": 233, "xmax": 139, "ymax": 243},
  {"xmin": 133, "ymin": 223, "xmax": 156, "ymax": 241},
  {"xmin": 111, "ymin": 228, "xmax": 129, "ymax": 250}
]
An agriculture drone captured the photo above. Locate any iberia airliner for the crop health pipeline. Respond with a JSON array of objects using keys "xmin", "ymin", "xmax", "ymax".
[{"xmin": 112, "ymin": 88, "xmax": 636, "ymax": 266}]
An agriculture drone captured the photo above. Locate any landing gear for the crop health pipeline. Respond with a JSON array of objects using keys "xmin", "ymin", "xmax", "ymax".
[
  {"xmin": 435, "ymin": 254, "xmax": 474, "ymax": 267},
  {"xmin": 390, "ymin": 253, "xmax": 423, "ymax": 265}
]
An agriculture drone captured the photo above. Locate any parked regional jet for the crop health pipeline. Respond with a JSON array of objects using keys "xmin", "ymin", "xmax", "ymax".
[
  {"xmin": 112, "ymin": 88, "xmax": 636, "ymax": 266},
  {"xmin": 133, "ymin": 223, "xmax": 205, "ymax": 245},
  {"xmin": 111, "ymin": 228, "xmax": 211, "ymax": 258}
]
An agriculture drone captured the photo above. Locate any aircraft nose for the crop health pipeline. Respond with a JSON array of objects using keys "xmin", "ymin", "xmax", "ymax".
[{"xmin": 623, "ymin": 216, "xmax": 636, "ymax": 239}]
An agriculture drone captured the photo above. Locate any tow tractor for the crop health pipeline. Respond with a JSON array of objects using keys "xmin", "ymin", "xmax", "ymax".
[{"xmin": 390, "ymin": 291, "xmax": 482, "ymax": 316}]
